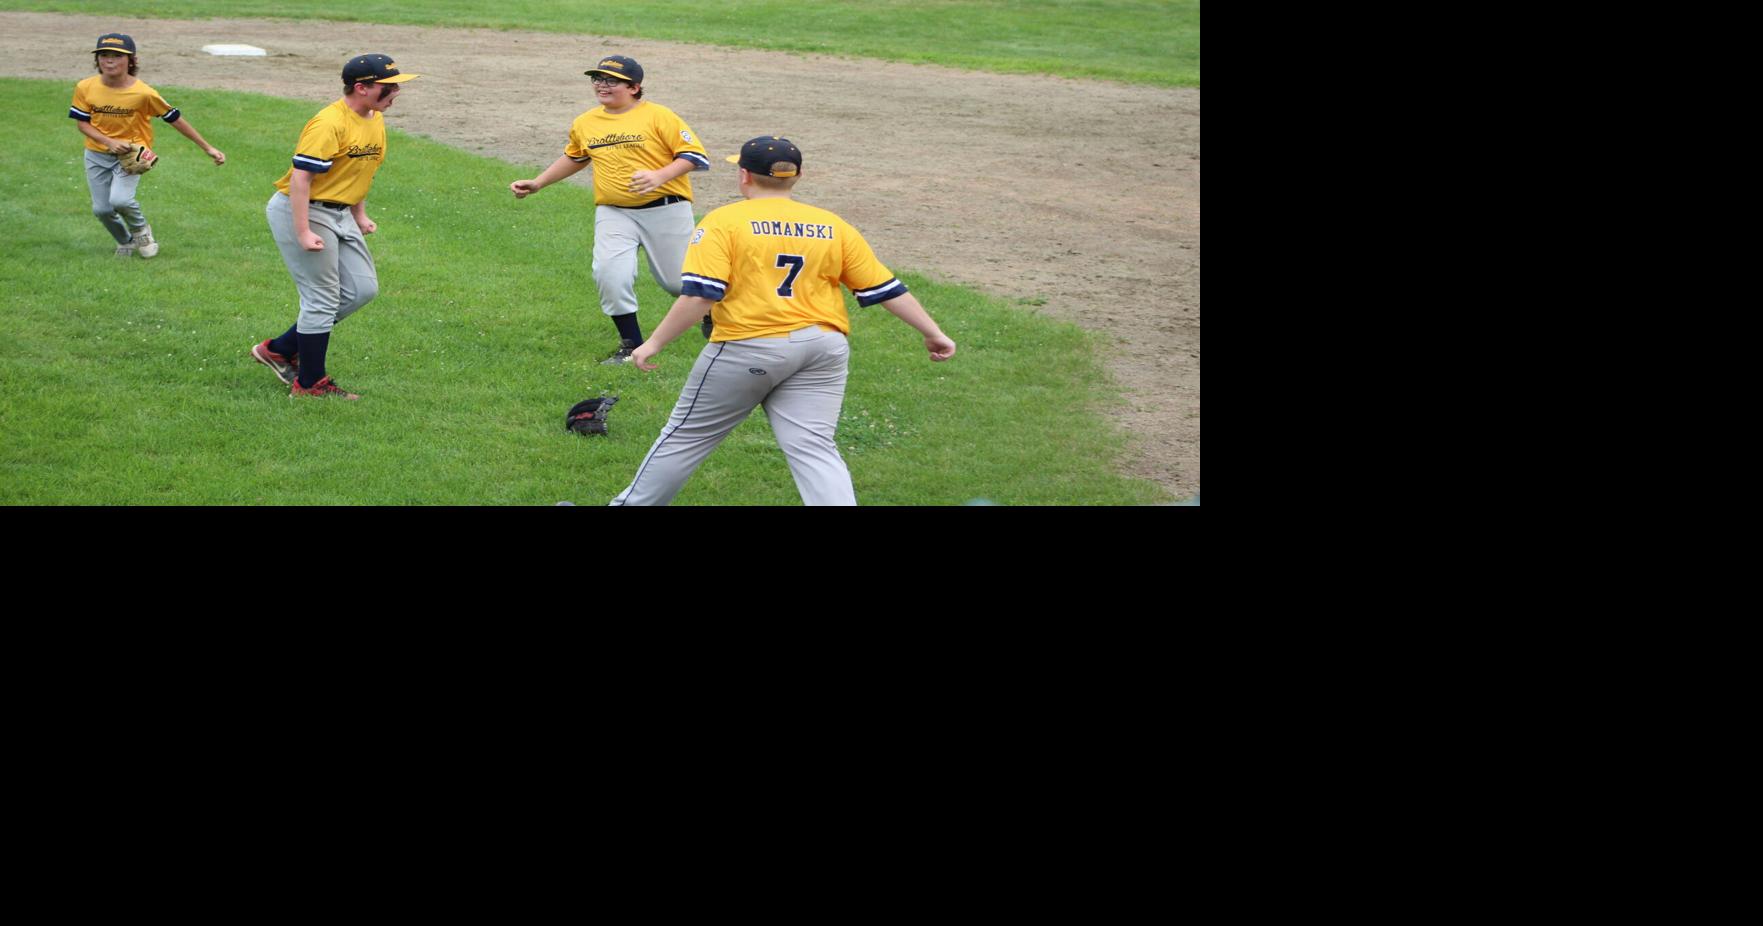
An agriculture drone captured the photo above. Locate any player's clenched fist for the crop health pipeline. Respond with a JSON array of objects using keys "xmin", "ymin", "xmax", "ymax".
[
  {"xmin": 926, "ymin": 334, "xmax": 957, "ymax": 361},
  {"xmin": 299, "ymin": 230, "xmax": 325, "ymax": 252},
  {"xmin": 510, "ymin": 179, "xmax": 541, "ymax": 199}
]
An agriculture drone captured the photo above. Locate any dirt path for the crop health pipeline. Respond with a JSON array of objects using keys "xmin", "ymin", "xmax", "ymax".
[{"xmin": 3, "ymin": 12, "xmax": 1199, "ymax": 497}]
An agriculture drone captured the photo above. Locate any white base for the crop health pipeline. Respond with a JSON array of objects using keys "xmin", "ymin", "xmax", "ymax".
[{"xmin": 202, "ymin": 44, "xmax": 267, "ymax": 56}]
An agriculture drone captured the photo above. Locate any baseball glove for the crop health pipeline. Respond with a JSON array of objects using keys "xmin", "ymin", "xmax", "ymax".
[
  {"xmin": 565, "ymin": 395, "xmax": 619, "ymax": 436},
  {"xmin": 119, "ymin": 144, "xmax": 157, "ymax": 175}
]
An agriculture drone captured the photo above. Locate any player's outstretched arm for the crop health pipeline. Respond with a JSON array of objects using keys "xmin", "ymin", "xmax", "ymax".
[
  {"xmin": 169, "ymin": 116, "xmax": 225, "ymax": 165},
  {"xmin": 511, "ymin": 155, "xmax": 588, "ymax": 198},
  {"xmin": 632, "ymin": 295, "xmax": 718, "ymax": 370},
  {"xmin": 879, "ymin": 293, "xmax": 956, "ymax": 361}
]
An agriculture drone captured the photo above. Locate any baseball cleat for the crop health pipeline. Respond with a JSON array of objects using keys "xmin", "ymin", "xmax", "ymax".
[
  {"xmin": 251, "ymin": 340, "xmax": 300, "ymax": 385},
  {"xmin": 132, "ymin": 225, "xmax": 158, "ymax": 259},
  {"xmin": 290, "ymin": 375, "xmax": 360, "ymax": 400},
  {"xmin": 600, "ymin": 338, "xmax": 639, "ymax": 365}
]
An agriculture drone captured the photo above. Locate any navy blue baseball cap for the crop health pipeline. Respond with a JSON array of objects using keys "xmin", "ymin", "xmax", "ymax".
[
  {"xmin": 94, "ymin": 34, "xmax": 136, "ymax": 55},
  {"xmin": 726, "ymin": 136, "xmax": 802, "ymax": 178},
  {"xmin": 343, "ymin": 53, "xmax": 419, "ymax": 84},
  {"xmin": 585, "ymin": 55, "xmax": 643, "ymax": 84}
]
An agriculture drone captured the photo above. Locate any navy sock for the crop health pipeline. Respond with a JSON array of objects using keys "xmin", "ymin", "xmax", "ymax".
[
  {"xmin": 612, "ymin": 312, "xmax": 644, "ymax": 346},
  {"xmin": 296, "ymin": 331, "xmax": 330, "ymax": 388},
  {"xmin": 268, "ymin": 325, "xmax": 299, "ymax": 360}
]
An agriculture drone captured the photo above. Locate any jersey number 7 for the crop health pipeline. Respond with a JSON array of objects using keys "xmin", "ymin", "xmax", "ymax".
[{"xmin": 775, "ymin": 254, "xmax": 805, "ymax": 297}]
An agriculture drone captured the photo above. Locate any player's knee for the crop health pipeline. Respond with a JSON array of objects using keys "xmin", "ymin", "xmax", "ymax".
[
  {"xmin": 108, "ymin": 196, "xmax": 136, "ymax": 213},
  {"xmin": 592, "ymin": 258, "xmax": 634, "ymax": 284},
  {"xmin": 93, "ymin": 204, "xmax": 117, "ymax": 219},
  {"xmin": 344, "ymin": 279, "xmax": 379, "ymax": 310}
]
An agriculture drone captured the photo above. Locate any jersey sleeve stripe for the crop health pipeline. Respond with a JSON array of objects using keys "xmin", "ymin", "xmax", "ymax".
[
  {"xmin": 69, "ymin": 106, "xmax": 92, "ymax": 122},
  {"xmin": 681, "ymin": 273, "xmax": 728, "ymax": 300},
  {"xmin": 570, "ymin": 154, "xmax": 591, "ymax": 163},
  {"xmin": 292, "ymin": 154, "xmax": 334, "ymax": 173},
  {"xmin": 161, "ymin": 108, "xmax": 182, "ymax": 123},
  {"xmin": 854, "ymin": 278, "xmax": 909, "ymax": 306},
  {"xmin": 679, "ymin": 152, "xmax": 711, "ymax": 171}
]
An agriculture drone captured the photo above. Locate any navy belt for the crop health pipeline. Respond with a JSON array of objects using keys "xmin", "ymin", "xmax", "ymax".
[
  {"xmin": 626, "ymin": 195, "xmax": 688, "ymax": 209},
  {"xmin": 311, "ymin": 200, "xmax": 350, "ymax": 210}
]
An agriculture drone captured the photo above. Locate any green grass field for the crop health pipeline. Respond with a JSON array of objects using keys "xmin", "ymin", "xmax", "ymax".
[
  {"xmin": 0, "ymin": 78, "xmax": 1169, "ymax": 505},
  {"xmin": 0, "ymin": 0, "xmax": 1200, "ymax": 87}
]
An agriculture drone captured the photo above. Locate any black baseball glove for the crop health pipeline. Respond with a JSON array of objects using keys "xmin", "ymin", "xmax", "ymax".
[{"xmin": 565, "ymin": 395, "xmax": 619, "ymax": 436}]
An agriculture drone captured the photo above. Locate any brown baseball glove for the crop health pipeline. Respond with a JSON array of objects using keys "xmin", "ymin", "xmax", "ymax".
[{"xmin": 119, "ymin": 144, "xmax": 157, "ymax": 175}]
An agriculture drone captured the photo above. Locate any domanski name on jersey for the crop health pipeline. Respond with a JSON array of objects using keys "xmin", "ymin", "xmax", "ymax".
[{"xmin": 749, "ymin": 221, "xmax": 836, "ymax": 240}]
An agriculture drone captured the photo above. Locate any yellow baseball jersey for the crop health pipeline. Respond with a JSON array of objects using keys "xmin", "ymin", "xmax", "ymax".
[
  {"xmin": 680, "ymin": 198, "xmax": 910, "ymax": 341},
  {"xmin": 69, "ymin": 76, "xmax": 177, "ymax": 152},
  {"xmin": 564, "ymin": 102, "xmax": 709, "ymax": 207},
  {"xmin": 273, "ymin": 99, "xmax": 389, "ymax": 205}
]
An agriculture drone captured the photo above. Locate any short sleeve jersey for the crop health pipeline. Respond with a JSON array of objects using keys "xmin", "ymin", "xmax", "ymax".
[
  {"xmin": 680, "ymin": 198, "xmax": 910, "ymax": 341},
  {"xmin": 273, "ymin": 100, "xmax": 389, "ymax": 205},
  {"xmin": 69, "ymin": 76, "xmax": 178, "ymax": 152},
  {"xmin": 564, "ymin": 101, "xmax": 710, "ymax": 207}
]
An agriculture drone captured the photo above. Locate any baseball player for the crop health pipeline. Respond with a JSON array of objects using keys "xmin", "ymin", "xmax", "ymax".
[
  {"xmin": 509, "ymin": 55, "xmax": 712, "ymax": 365},
  {"xmin": 250, "ymin": 54, "xmax": 417, "ymax": 399},
  {"xmin": 610, "ymin": 136, "xmax": 957, "ymax": 506},
  {"xmin": 69, "ymin": 33, "xmax": 227, "ymax": 258}
]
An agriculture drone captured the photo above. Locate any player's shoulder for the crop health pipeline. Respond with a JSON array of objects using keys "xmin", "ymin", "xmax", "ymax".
[
  {"xmin": 303, "ymin": 99, "xmax": 353, "ymax": 133},
  {"xmin": 321, "ymin": 98, "xmax": 376, "ymax": 122},
  {"xmin": 643, "ymin": 101, "xmax": 698, "ymax": 130},
  {"xmin": 785, "ymin": 199, "xmax": 851, "ymax": 228},
  {"xmin": 74, "ymin": 74, "xmax": 101, "ymax": 91},
  {"xmin": 699, "ymin": 199, "xmax": 748, "ymax": 226}
]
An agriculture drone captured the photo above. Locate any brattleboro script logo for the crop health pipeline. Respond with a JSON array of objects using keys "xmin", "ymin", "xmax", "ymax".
[
  {"xmin": 344, "ymin": 144, "xmax": 384, "ymax": 159},
  {"xmin": 92, "ymin": 105, "xmax": 134, "ymax": 116},
  {"xmin": 587, "ymin": 132, "xmax": 645, "ymax": 150}
]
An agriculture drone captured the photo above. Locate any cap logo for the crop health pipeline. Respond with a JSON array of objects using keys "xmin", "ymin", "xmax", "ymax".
[
  {"xmin": 101, "ymin": 38, "xmax": 123, "ymax": 45},
  {"xmin": 600, "ymin": 60, "xmax": 625, "ymax": 72}
]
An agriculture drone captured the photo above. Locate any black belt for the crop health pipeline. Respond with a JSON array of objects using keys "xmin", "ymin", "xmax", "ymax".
[
  {"xmin": 311, "ymin": 200, "xmax": 350, "ymax": 210},
  {"xmin": 625, "ymin": 195, "xmax": 688, "ymax": 209}
]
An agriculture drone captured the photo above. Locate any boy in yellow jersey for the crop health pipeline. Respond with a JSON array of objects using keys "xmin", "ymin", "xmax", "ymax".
[
  {"xmin": 509, "ymin": 55, "xmax": 712, "ymax": 365},
  {"xmin": 251, "ymin": 55, "xmax": 417, "ymax": 400},
  {"xmin": 69, "ymin": 33, "xmax": 227, "ymax": 258},
  {"xmin": 610, "ymin": 137, "xmax": 957, "ymax": 506}
]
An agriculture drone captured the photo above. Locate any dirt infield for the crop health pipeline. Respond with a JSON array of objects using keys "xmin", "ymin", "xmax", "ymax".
[{"xmin": 2, "ymin": 11, "xmax": 1199, "ymax": 497}]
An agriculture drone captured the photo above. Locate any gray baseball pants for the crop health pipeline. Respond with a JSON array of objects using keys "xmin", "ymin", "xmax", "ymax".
[
  {"xmin": 84, "ymin": 149, "xmax": 145, "ymax": 245},
  {"xmin": 611, "ymin": 325, "xmax": 857, "ymax": 506},
  {"xmin": 266, "ymin": 192, "xmax": 378, "ymax": 334},
  {"xmin": 593, "ymin": 201, "xmax": 693, "ymax": 318}
]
